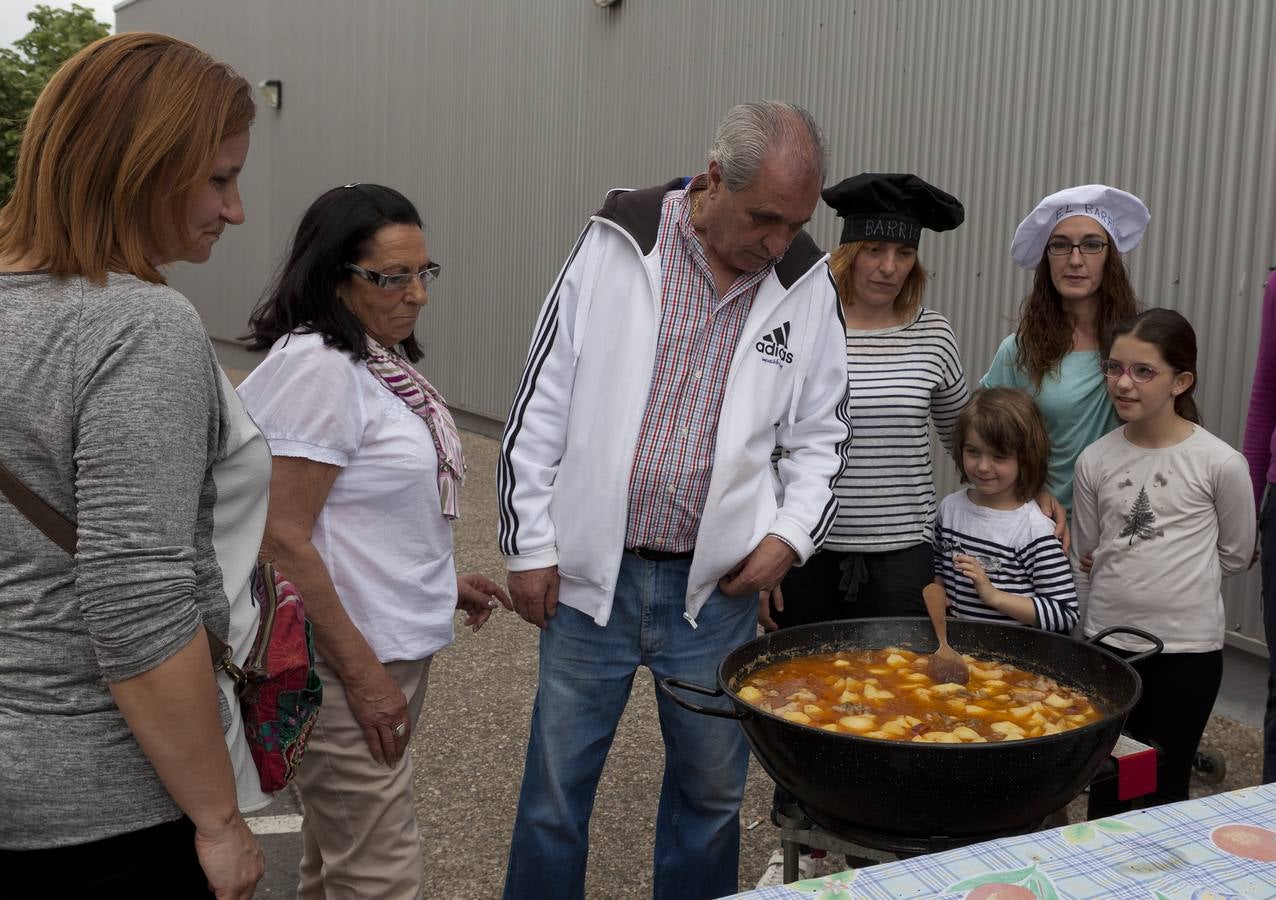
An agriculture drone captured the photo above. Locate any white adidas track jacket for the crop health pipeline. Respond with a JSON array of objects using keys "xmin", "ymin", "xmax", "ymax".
[{"xmin": 498, "ymin": 179, "xmax": 853, "ymax": 627}]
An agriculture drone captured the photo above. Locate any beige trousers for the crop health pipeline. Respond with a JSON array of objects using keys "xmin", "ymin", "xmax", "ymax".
[{"xmin": 296, "ymin": 657, "xmax": 432, "ymax": 900}]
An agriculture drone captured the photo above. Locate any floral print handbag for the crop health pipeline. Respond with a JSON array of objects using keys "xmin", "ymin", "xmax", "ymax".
[
  {"xmin": 1, "ymin": 460, "xmax": 321, "ymax": 794},
  {"xmin": 208, "ymin": 560, "xmax": 323, "ymax": 793}
]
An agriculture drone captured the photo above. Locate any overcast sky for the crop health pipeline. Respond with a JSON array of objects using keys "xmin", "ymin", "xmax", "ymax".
[{"xmin": 0, "ymin": 0, "xmax": 117, "ymax": 51}]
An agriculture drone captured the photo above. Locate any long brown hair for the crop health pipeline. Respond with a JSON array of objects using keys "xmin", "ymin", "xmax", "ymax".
[
  {"xmin": 1013, "ymin": 242, "xmax": 1139, "ymax": 388},
  {"xmin": 0, "ymin": 32, "xmax": 254, "ymax": 283},
  {"xmin": 830, "ymin": 240, "xmax": 930, "ymax": 321},
  {"xmin": 951, "ymin": 388, "xmax": 1052, "ymax": 501},
  {"xmin": 1103, "ymin": 308, "xmax": 1202, "ymax": 424}
]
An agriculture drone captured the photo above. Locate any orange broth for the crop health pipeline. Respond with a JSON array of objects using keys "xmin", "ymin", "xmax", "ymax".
[{"xmin": 735, "ymin": 647, "xmax": 1102, "ymax": 743}]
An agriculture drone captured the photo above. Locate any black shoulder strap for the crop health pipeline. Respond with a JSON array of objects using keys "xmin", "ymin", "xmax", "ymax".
[{"xmin": 0, "ymin": 460, "xmax": 229, "ymax": 663}]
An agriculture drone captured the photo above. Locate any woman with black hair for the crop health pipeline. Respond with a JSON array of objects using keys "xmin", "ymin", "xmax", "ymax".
[{"xmin": 240, "ymin": 183, "xmax": 508, "ymax": 900}]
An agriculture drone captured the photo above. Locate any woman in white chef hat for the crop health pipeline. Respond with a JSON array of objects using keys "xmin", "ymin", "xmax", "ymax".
[{"xmin": 981, "ymin": 184, "xmax": 1149, "ymax": 522}]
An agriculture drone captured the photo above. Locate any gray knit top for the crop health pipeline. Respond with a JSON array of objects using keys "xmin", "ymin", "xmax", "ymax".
[{"xmin": 0, "ymin": 271, "xmax": 270, "ymax": 848}]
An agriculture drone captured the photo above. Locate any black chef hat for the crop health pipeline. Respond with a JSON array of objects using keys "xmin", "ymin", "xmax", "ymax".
[{"xmin": 821, "ymin": 173, "xmax": 964, "ymax": 249}]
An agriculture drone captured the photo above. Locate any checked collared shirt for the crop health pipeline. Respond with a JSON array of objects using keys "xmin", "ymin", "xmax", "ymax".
[{"xmin": 624, "ymin": 175, "xmax": 773, "ymax": 552}]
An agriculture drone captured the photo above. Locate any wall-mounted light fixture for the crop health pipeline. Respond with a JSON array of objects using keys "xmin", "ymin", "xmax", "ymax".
[
  {"xmin": 258, "ymin": 79, "xmax": 282, "ymax": 110},
  {"xmin": 593, "ymin": 0, "xmax": 621, "ymax": 7}
]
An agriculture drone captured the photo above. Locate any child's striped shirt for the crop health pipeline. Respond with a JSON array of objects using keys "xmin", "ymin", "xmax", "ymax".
[{"xmin": 932, "ymin": 489, "xmax": 1078, "ymax": 633}]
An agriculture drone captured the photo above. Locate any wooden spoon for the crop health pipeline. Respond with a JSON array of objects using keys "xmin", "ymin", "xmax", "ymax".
[{"xmin": 923, "ymin": 583, "xmax": 969, "ymax": 685}]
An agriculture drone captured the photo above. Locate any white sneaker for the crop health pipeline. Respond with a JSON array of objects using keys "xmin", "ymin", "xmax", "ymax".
[{"xmin": 755, "ymin": 847, "xmax": 816, "ymax": 887}]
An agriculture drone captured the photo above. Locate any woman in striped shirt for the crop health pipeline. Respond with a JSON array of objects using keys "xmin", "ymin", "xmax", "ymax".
[
  {"xmin": 755, "ymin": 172, "xmax": 971, "ymax": 888},
  {"xmin": 761, "ymin": 173, "xmax": 969, "ymax": 630}
]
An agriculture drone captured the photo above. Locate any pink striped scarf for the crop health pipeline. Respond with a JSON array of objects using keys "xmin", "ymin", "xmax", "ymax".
[{"xmin": 364, "ymin": 340, "xmax": 465, "ymax": 519}]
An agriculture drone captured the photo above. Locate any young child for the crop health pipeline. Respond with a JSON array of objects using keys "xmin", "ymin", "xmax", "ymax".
[
  {"xmin": 933, "ymin": 387, "xmax": 1078, "ymax": 633},
  {"xmin": 1075, "ymin": 308, "xmax": 1255, "ymax": 811}
]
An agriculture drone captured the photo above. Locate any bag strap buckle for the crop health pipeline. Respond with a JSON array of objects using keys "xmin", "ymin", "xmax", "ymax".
[
  {"xmin": 214, "ymin": 644, "xmax": 245, "ymax": 685},
  {"xmin": 213, "ymin": 644, "xmax": 259, "ymax": 701}
]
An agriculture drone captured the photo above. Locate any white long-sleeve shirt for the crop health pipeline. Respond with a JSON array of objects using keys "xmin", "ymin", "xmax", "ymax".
[
  {"xmin": 497, "ymin": 180, "xmax": 853, "ymax": 627},
  {"xmin": 1074, "ymin": 425, "xmax": 1256, "ymax": 653}
]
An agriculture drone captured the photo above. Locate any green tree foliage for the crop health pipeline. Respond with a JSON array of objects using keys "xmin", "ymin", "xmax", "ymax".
[{"xmin": 0, "ymin": 4, "xmax": 110, "ymax": 202}]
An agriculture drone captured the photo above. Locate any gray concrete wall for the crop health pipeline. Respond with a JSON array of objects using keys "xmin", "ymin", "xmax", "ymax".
[{"xmin": 118, "ymin": 0, "xmax": 1275, "ymax": 650}]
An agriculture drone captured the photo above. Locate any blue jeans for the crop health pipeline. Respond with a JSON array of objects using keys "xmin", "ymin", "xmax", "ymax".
[{"xmin": 503, "ymin": 554, "xmax": 757, "ymax": 900}]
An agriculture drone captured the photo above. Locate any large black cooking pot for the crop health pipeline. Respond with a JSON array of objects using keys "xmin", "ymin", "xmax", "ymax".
[{"xmin": 659, "ymin": 618, "xmax": 1160, "ymax": 850}]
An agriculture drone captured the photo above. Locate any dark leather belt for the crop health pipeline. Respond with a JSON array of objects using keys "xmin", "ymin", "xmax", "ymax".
[{"xmin": 626, "ymin": 546, "xmax": 694, "ymax": 561}]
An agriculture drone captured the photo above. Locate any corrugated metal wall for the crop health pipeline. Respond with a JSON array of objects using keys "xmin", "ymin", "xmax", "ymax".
[{"xmin": 118, "ymin": 0, "xmax": 1275, "ymax": 649}]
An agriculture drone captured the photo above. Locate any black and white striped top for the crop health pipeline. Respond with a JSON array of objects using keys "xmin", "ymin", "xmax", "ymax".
[
  {"xmin": 827, "ymin": 307, "xmax": 968, "ymax": 551},
  {"xmin": 932, "ymin": 490, "xmax": 1079, "ymax": 633}
]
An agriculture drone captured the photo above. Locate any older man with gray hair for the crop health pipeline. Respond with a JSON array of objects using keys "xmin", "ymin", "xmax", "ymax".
[{"xmin": 497, "ymin": 101, "xmax": 852, "ymax": 899}]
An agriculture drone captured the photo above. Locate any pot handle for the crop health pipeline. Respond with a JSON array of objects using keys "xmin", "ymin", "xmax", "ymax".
[
  {"xmin": 656, "ymin": 677, "xmax": 750, "ymax": 720},
  {"xmin": 1088, "ymin": 625, "xmax": 1164, "ymax": 664}
]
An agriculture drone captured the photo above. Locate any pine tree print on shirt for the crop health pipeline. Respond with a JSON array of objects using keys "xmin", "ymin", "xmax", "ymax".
[{"xmin": 1119, "ymin": 485, "xmax": 1163, "ymax": 545}]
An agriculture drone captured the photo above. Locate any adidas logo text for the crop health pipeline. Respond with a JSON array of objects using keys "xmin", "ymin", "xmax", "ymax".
[{"xmin": 755, "ymin": 321, "xmax": 794, "ymax": 364}]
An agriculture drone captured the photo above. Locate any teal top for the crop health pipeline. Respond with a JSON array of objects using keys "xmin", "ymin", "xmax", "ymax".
[{"xmin": 980, "ymin": 333, "xmax": 1119, "ymax": 513}]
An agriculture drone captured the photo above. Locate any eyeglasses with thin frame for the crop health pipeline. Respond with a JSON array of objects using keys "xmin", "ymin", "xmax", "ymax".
[
  {"xmin": 1046, "ymin": 237, "xmax": 1109, "ymax": 257},
  {"xmin": 1099, "ymin": 359, "xmax": 1162, "ymax": 383},
  {"xmin": 345, "ymin": 261, "xmax": 441, "ymax": 291}
]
